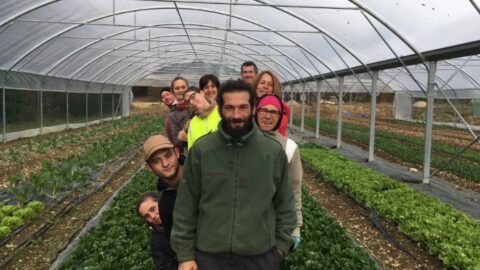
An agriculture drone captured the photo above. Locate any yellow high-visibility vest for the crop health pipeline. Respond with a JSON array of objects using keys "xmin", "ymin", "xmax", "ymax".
[{"xmin": 187, "ymin": 105, "xmax": 222, "ymax": 149}]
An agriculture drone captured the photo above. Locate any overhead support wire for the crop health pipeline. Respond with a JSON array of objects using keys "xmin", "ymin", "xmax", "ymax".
[
  {"xmin": 471, "ymin": 0, "xmax": 480, "ymax": 15},
  {"xmin": 113, "ymin": 0, "xmax": 116, "ymax": 25},
  {"xmin": 0, "ymin": 0, "xmax": 60, "ymax": 34},
  {"xmin": 361, "ymin": 11, "xmax": 427, "ymax": 95},
  {"xmin": 321, "ymin": 34, "xmax": 370, "ymax": 93},
  {"xmin": 285, "ymin": 58, "xmax": 306, "ymax": 85},
  {"xmin": 442, "ymin": 58, "xmax": 480, "ymax": 89},
  {"xmin": 414, "ymin": 58, "xmax": 480, "ymax": 145},
  {"xmin": 257, "ymin": 0, "xmax": 363, "ymax": 82},
  {"xmin": 174, "ymin": 1, "xmax": 198, "ymax": 60},
  {"xmin": 5, "ymin": 6, "xmax": 307, "ymax": 84},
  {"xmin": 431, "ymin": 136, "xmax": 480, "ymax": 178},
  {"xmin": 349, "ymin": 0, "xmax": 428, "ymax": 68},
  {"xmin": 142, "ymin": 0, "xmax": 360, "ymax": 10},
  {"xmin": 436, "ymin": 57, "xmax": 472, "ymax": 92},
  {"xmin": 299, "ymin": 50, "xmax": 336, "ymax": 92},
  {"xmin": 378, "ymin": 68, "xmax": 405, "ymax": 93},
  {"xmin": 219, "ymin": 0, "xmax": 233, "ymax": 76},
  {"xmin": 14, "ymin": 19, "xmax": 338, "ymax": 35}
]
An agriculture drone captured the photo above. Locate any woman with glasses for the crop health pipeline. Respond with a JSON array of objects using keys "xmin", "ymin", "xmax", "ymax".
[
  {"xmin": 255, "ymin": 94, "xmax": 302, "ymax": 251},
  {"xmin": 251, "ymin": 71, "xmax": 290, "ymax": 136}
]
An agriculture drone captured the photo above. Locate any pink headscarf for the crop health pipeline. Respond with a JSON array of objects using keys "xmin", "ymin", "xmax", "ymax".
[{"xmin": 256, "ymin": 95, "xmax": 282, "ymax": 113}]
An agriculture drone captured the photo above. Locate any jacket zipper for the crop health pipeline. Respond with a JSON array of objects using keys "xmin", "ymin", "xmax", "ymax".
[{"xmin": 229, "ymin": 145, "xmax": 240, "ymax": 256}]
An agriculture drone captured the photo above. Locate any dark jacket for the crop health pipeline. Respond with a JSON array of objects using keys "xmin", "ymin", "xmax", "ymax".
[
  {"xmin": 150, "ymin": 224, "xmax": 178, "ymax": 270},
  {"xmin": 150, "ymin": 156, "xmax": 184, "ymax": 270},
  {"xmin": 171, "ymin": 122, "xmax": 297, "ymax": 262},
  {"xmin": 169, "ymin": 104, "xmax": 189, "ymax": 150}
]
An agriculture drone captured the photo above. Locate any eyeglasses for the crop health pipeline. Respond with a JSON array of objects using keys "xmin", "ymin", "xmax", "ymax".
[
  {"xmin": 257, "ymin": 108, "xmax": 280, "ymax": 117},
  {"xmin": 184, "ymin": 92, "xmax": 196, "ymax": 106}
]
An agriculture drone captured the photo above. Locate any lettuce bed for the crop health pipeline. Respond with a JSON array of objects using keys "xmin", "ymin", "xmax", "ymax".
[
  {"xmin": 60, "ymin": 169, "xmax": 377, "ymax": 269},
  {"xmin": 300, "ymin": 144, "xmax": 480, "ymax": 269},
  {"xmin": 294, "ymin": 117, "xmax": 480, "ymax": 183}
]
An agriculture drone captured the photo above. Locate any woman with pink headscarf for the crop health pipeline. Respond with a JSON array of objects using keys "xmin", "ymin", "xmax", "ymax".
[{"xmin": 255, "ymin": 94, "xmax": 302, "ymax": 251}]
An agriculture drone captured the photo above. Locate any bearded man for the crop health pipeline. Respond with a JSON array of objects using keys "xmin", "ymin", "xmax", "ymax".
[{"xmin": 171, "ymin": 79, "xmax": 297, "ymax": 270}]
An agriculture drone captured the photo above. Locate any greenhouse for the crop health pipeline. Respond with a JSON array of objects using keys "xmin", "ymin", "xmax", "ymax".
[{"xmin": 0, "ymin": 1, "xmax": 479, "ymax": 269}]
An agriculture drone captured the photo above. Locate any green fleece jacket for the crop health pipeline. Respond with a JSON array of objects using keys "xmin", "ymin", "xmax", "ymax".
[{"xmin": 171, "ymin": 122, "xmax": 296, "ymax": 262}]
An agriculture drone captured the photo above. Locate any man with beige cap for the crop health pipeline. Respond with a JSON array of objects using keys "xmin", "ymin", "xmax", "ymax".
[
  {"xmin": 141, "ymin": 134, "xmax": 185, "ymax": 269},
  {"xmin": 143, "ymin": 134, "xmax": 185, "ymax": 191}
]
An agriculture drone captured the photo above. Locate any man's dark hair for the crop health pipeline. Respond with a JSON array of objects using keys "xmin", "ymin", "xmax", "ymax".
[
  {"xmin": 217, "ymin": 79, "xmax": 255, "ymax": 112},
  {"xmin": 170, "ymin": 76, "xmax": 188, "ymax": 90},
  {"xmin": 199, "ymin": 74, "xmax": 220, "ymax": 90},
  {"xmin": 160, "ymin": 87, "xmax": 171, "ymax": 96},
  {"xmin": 183, "ymin": 86, "xmax": 200, "ymax": 100},
  {"xmin": 136, "ymin": 192, "xmax": 161, "ymax": 217},
  {"xmin": 241, "ymin": 61, "xmax": 258, "ymax": 73}
]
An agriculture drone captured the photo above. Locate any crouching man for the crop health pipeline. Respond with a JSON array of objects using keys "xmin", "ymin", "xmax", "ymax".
[{"xmin": 138, "ymin": 134, "xmax": 185, "ymax": 269}]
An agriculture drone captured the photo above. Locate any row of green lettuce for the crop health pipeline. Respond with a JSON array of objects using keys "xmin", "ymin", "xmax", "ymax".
[
  {"xmin": 294, "ymin": 117, "xmax": 480, "ymax": 182},
  {"xmin": 7, "ymin": 116, "xmax": 165, "ymax": 207},
  {"xmin": 300, "ymin": 144, "xmax": 480, "ymax": 270},
  {"xmin": 59, "ymin": 168, "xmax": 378, "ymax": 270},
  {"xmin": 0, "ymin": 201, "xmax": 44, "ymax": 239},
  {"xmin": 1, "ymin": 116, "xmax": 148, "ymax": 163},
  {"xmin": 2, "ymin": 117, "xmax": 164, "ymax": 242}
]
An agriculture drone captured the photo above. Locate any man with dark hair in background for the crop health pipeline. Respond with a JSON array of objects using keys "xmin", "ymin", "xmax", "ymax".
[
  {"xmin": 241, "ymin": 61, "xmax": 258, "ymax": 84},
  {"xmin": 171, "ymin": 79, "xmax": 297, "ymax": 270},
  {"xmin": 160, "ymin": 87, "xmax": 175, "ymax": 143}
]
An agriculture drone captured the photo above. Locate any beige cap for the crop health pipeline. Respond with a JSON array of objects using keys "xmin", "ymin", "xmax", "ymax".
[{"xmin": 143, "ymin": 135, "xmax": 174, "ymax": 161}]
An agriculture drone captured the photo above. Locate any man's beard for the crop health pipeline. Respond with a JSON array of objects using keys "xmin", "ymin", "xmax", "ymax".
[
  {"xmin": 222, "ymin": 115, "xmax": 253, "ymax": 138},
  {"xmin": 159, "ymin": 162, "xmax": 180, "ymax": 181}
]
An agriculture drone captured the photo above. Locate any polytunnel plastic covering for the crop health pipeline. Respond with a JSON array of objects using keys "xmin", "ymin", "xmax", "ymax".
[{"xmin": 0, "ymin": 0, "xmax": 479, "ymax": 90}]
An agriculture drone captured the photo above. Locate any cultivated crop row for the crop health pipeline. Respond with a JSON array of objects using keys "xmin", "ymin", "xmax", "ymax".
[
  {"xmin": 281, "ymin": 188, "xmax": 377, "ymax": 269},
  {"xmin": 6, "ymin": 117, "xmax": 164, "ymax": 206},
  {"xmin": 295, "ymin": 117, "xmax": 480, "ymax": 182},
  {"xmin": 0, "ymin": 116, "xmax": 147, "ymax": 163},
  {"xmin": 1, "ymin": 117, "xmax": 165, "ymax": 242},
  {"xmin": 0, "ymin": 201, "xmax": 44, "ymax": 240},
  {"xmin": 59, "ymin": 168, "xmax": 377, "ymax": 270},
  {"xmin": 300, "ymin": 144, "xmax": 480, "ymax": 269}
]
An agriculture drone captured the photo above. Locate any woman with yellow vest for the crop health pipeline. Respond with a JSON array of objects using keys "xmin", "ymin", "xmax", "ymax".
[{"xmin": 186, "ymin": 75, "xmax": 222, "ymax": 150}]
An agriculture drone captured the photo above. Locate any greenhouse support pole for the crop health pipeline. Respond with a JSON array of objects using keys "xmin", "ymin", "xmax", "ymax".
[
  {"xmin": 300, "ymin": 83, "xmax": 306, "ymax": 133},
  {"xmin": 300, "ymin": 93, "xmax": 305, "ymax": 133},
  {"xmin": 66, "ymin": 80, "xmax": 69, "ymax": 129},
  {"xmin": 307, "ymin": 89, "xmax": 310, "ymax": 117},
  {"xmin": 85, "ymin": 82, "xmax": 89, "ymax": 127},
  {"xmin": 111, "ymin": 86, "xmax": 115, "ymax": 121},
  {"xmin": 423, "ymin": 61, "xmax": 437, "ymax": 184},
  {"xmin": 336, "ymin": 76, "xmax": 344, "ymax": 149},
  {"xmin": 289, "ymin": 85, "xmax": 294, "ymax": 127},
  {"xmin": 100, "ymin": 83, "xmax": 104, "ymax": 123},
  {"xmin": 368, "ymin": 71, "xmax": 379, "ymax": 162},
  {"xmin": 315, "ymin": 81, "xmax": 322, "ymax": 139},
  {"xmin": 120, "ymin": 88, "xmax": 124, "ymax": 119},
  {"xmin": 39, "ymin": 83, "xmax": 43, "ymax": 135},
  {"xmin": 2, "ymin": 72, "xmax": 6, "ymax": 144}
]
